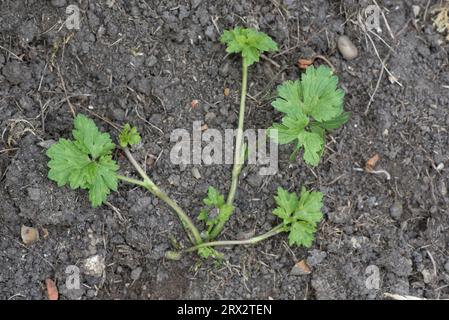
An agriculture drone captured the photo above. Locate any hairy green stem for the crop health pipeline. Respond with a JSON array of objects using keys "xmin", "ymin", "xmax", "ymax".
[
  {"xmin": 185, "ymin": 224, "xmax": 285, "ymax": 253},
  {"xmin": 209, "ymin": 61, "xmax": 249, "ymax": 239},
  {"xmin": 122, "ymin": 148, "xmax": 156, "ymax": 188},
  {"xmin": 117, "ymin": 175, "xmax": 147, "ymax": 188},
  {"xmin": 120, "ymin": 148, "xmax": 203, "ymax": 245}
]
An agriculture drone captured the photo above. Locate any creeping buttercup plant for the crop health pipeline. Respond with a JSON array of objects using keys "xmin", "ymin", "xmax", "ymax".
[{"xmin": 46, "ymin": 27, "xmax": 348, "ymax": 261}]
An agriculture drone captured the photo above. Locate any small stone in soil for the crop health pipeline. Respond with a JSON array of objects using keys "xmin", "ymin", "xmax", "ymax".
[
  {"xmin": 337, "ymin": 35, "xmax": 358, "ymax": 60},
  {"xmin": 246, "ymin": 173, "xmax": 263, "ymax": 188},
  {"xmin": 390, "ymin": 201, "xmax": 403, "ymax": 220},
  {"xmin": 412, "ymin": 5, "xmax": 421, "ymax": 18},
  {"xmin": 421, "ymin": 269, "xmax": 433, "ymax": 284},
  {"xmin": 112, "ymin": 108, "xmax": 125, "ymax": 121},
  {"xmin": 27, "ymin": 187, "xmax": 42, "ymax": 201},
  {"xmin": 205, "ymin": 112, "xmax": 216, "ymax": 124},
  {"xmin": 83, "ymin": 255, "xmax": 105, "ymax": 277},
  {"xmin": 219, "ymin": 62, "xmax": 229, "ymax": 77},
  {"xmin": 444, "ymin": 260, "xmax": 449, "ymax": 272},
  {"xmin": 168, "ymin": 174, "xmax": 180, "ymax": 186},
  {"xmin": 137, "ymin": 77, "xmax": 151, "ymax": 94},
  {"xmin": 37, "ymin": 140, "xmax": 56, "ymax": 149},
  {"xmin": 86, "ymin": 289, "xmax": 97, "ymax": 298},
  {"xmin": 2, "ymin": 61, "xmax": 32, "ymax": 84},
  {"xmin": 205, "ymin": 25, "xmax": 215, "ymax": 40},
  {"xmin": 51, "ymin": 0, "xmax": 67, "ymax": 7},
  {"xmin": 21, "ymin": 225, "xmax": 39, "ymax": 245},
  {"xmin": 146, "ymin": 55, "xmax": 158, "ymax": 67},
  {"xmin": 131, "ymin": 267, "xmax": 143, "ymax": 281},
  {"xmin": 191, "ymin": 167, "xmax": 201, "ymax": 179},
  {"xmin": 438, "ymin": 180, "xmax": 447, "ymax": 196},
  {"xmin": 306, "ymin": 249, "xmax": 327, "ymax": 267},
  {"xmin": 290, "ymin": 260, "xmax": 312, "ymax": 276}
]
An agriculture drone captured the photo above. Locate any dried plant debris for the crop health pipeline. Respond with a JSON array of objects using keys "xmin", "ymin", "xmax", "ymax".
[{"xmin": 433, "ymin": 2, "xmax": 449, "ymax": 40}]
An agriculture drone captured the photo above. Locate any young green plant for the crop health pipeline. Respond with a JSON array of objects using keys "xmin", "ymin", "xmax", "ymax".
[
  {"xmin": 45, "ymin": 28, "xmax": 348, "ymax": 262},
  {"xmin": 47, "ymin": 114, "xmax": 203, "ymax": 245},
  {"xmin": 176, "ymin": 185, "xmax": 324, "ymax": 257},
  {"xmin": 205, "ymin": 27, "xmax": 278, "ymax": 239},
  {"xmin": 268, "ymin": 65, "xmax": 349, "ymax": 165},
  {"xmin": 188, "ymin": 66, "xmax": 349, "ymax": 255}
]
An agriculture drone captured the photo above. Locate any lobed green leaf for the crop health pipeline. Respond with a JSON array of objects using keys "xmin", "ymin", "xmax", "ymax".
[
  {"xmin": 272, "ymin": 186, "xmax": 324, "ymax": 248},
  {"xmin": 221, "ymin": 27, "xmax": 278, "ymax": 66},
  {"xmin": 119, "ymin": 123, "xmax": 141, "ymax": 148},
  {"xmin": 47, "ymin": 114, "xmax": 118, "ymax": 208},
  {"xmin": 268, "ymin": 66, "xmax": 347, "ymax": 166},
  {"xmin": 72, "ymin": 114, "xmax": 115, "ymax": 159}
]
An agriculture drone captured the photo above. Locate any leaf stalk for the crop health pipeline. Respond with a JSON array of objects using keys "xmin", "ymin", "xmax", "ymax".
[
  {"xmin": 119, "ymin": 148, "xmax": 203, "ymax": 245},
  {"xmin": 209, "ymin": 61, "xmax": 248, "ymax": 239},
  {"xmin": 184, "ymin": 224, "xmax": 285, "ymax": 253}
]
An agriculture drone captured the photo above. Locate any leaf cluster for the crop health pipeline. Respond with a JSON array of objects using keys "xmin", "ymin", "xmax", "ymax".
[
  {"xmin": 119, "ymin": 123, "xmax": 141, "ymax": 148},
  {"xmin": 220, "ymin": 27, "xmax": 278, "ymax": 66},
  {"xmin": 47, "ymin": 114, "xmax": 118, "ymax": 207},
  {"xmin": 273, "ymin": 186, "xmax": 323, "ymax": 247},
  {"xmin": 198, "ymin": 187, "xmax": 234, "ymax": 237},
  {"xmin": 268, "ymin": 66, "xmax": 349, "ymax": 166}
]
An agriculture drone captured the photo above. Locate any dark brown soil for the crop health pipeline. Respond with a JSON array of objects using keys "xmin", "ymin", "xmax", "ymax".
[{"xmin": 0, "ymin": 0, "xmax": 448, "ymax": 300}]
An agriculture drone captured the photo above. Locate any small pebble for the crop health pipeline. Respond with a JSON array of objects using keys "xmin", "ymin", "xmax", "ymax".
[
  {"xmin": 307, "ymin": 249, "xmax": 327, "ymax": 267},
  {"xmin": 191, "ymin": 167, "xmax": 201, "ymax": 179},
  {"xmin": 146, "ymin": 55, "xmax": 158, "ymax": 67},
  {"xmin": 37, "ymin": 139, "xmax": 56, "ymax": 149},
  {"xmin": 21, "ymin": 225, "xmax": 39, "ymax": 245},
  {"xmin": 130, "ymin": 267, "xmax": 143, "ymax": 281},
  {"xmin": 246, "ymin": 173, "xmax": 263, "ymax": 188},
  {"xmin": 83, "ymin": 255, "xmax": 105, "ymax": 277},
  {"xmin": 219, "ymin": 62, "xmax": 229, "ymax": 77},
  {"xmin": 290, "ymin": 260, "xmax": 312, "ymax": 276},
  {"xmin": 106, "ymin": 0, "xmax": 115, "ymax": 8},
  {"xmin": 27, "ymin": 187, "xmax": 42, "ymax": 201},
  {"xmin": 112, "ymin": 108, "xmax": 125, "ymax": 121},
  {"xmin": 168, "ymin": 174, "xmax": 180, "ymax": 186},
  {"xmin": 421, "ymin": 269, "xmax": 433, "ymax": 284},
  {"xmin": 389, "ymin": 201, "xmax": 403, "ymax": 220},
  {"xmin": 205, "ymin": 25, "xmax": 215, "ymax": 40},
  {"xmin": 444, "ymin": 260, "xmax": 449, "ymax": 273},
  {"xmin": 337, "ymin": 35, "xmax": 358, "ymax": 60},
  {"xmin": 51, "ymin": 0, "xmax": 67, "ymax": 7},
  {"xmin": 205, "ymin": 112, "xmax": 216, "ymax": 125},
  {"xmin": 412, "ymin": 5, "xmax": 421, "ymax": 18},
  {"xmin": 86, "ymin": 289, "xmax": 97, "ymax": 298}
]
